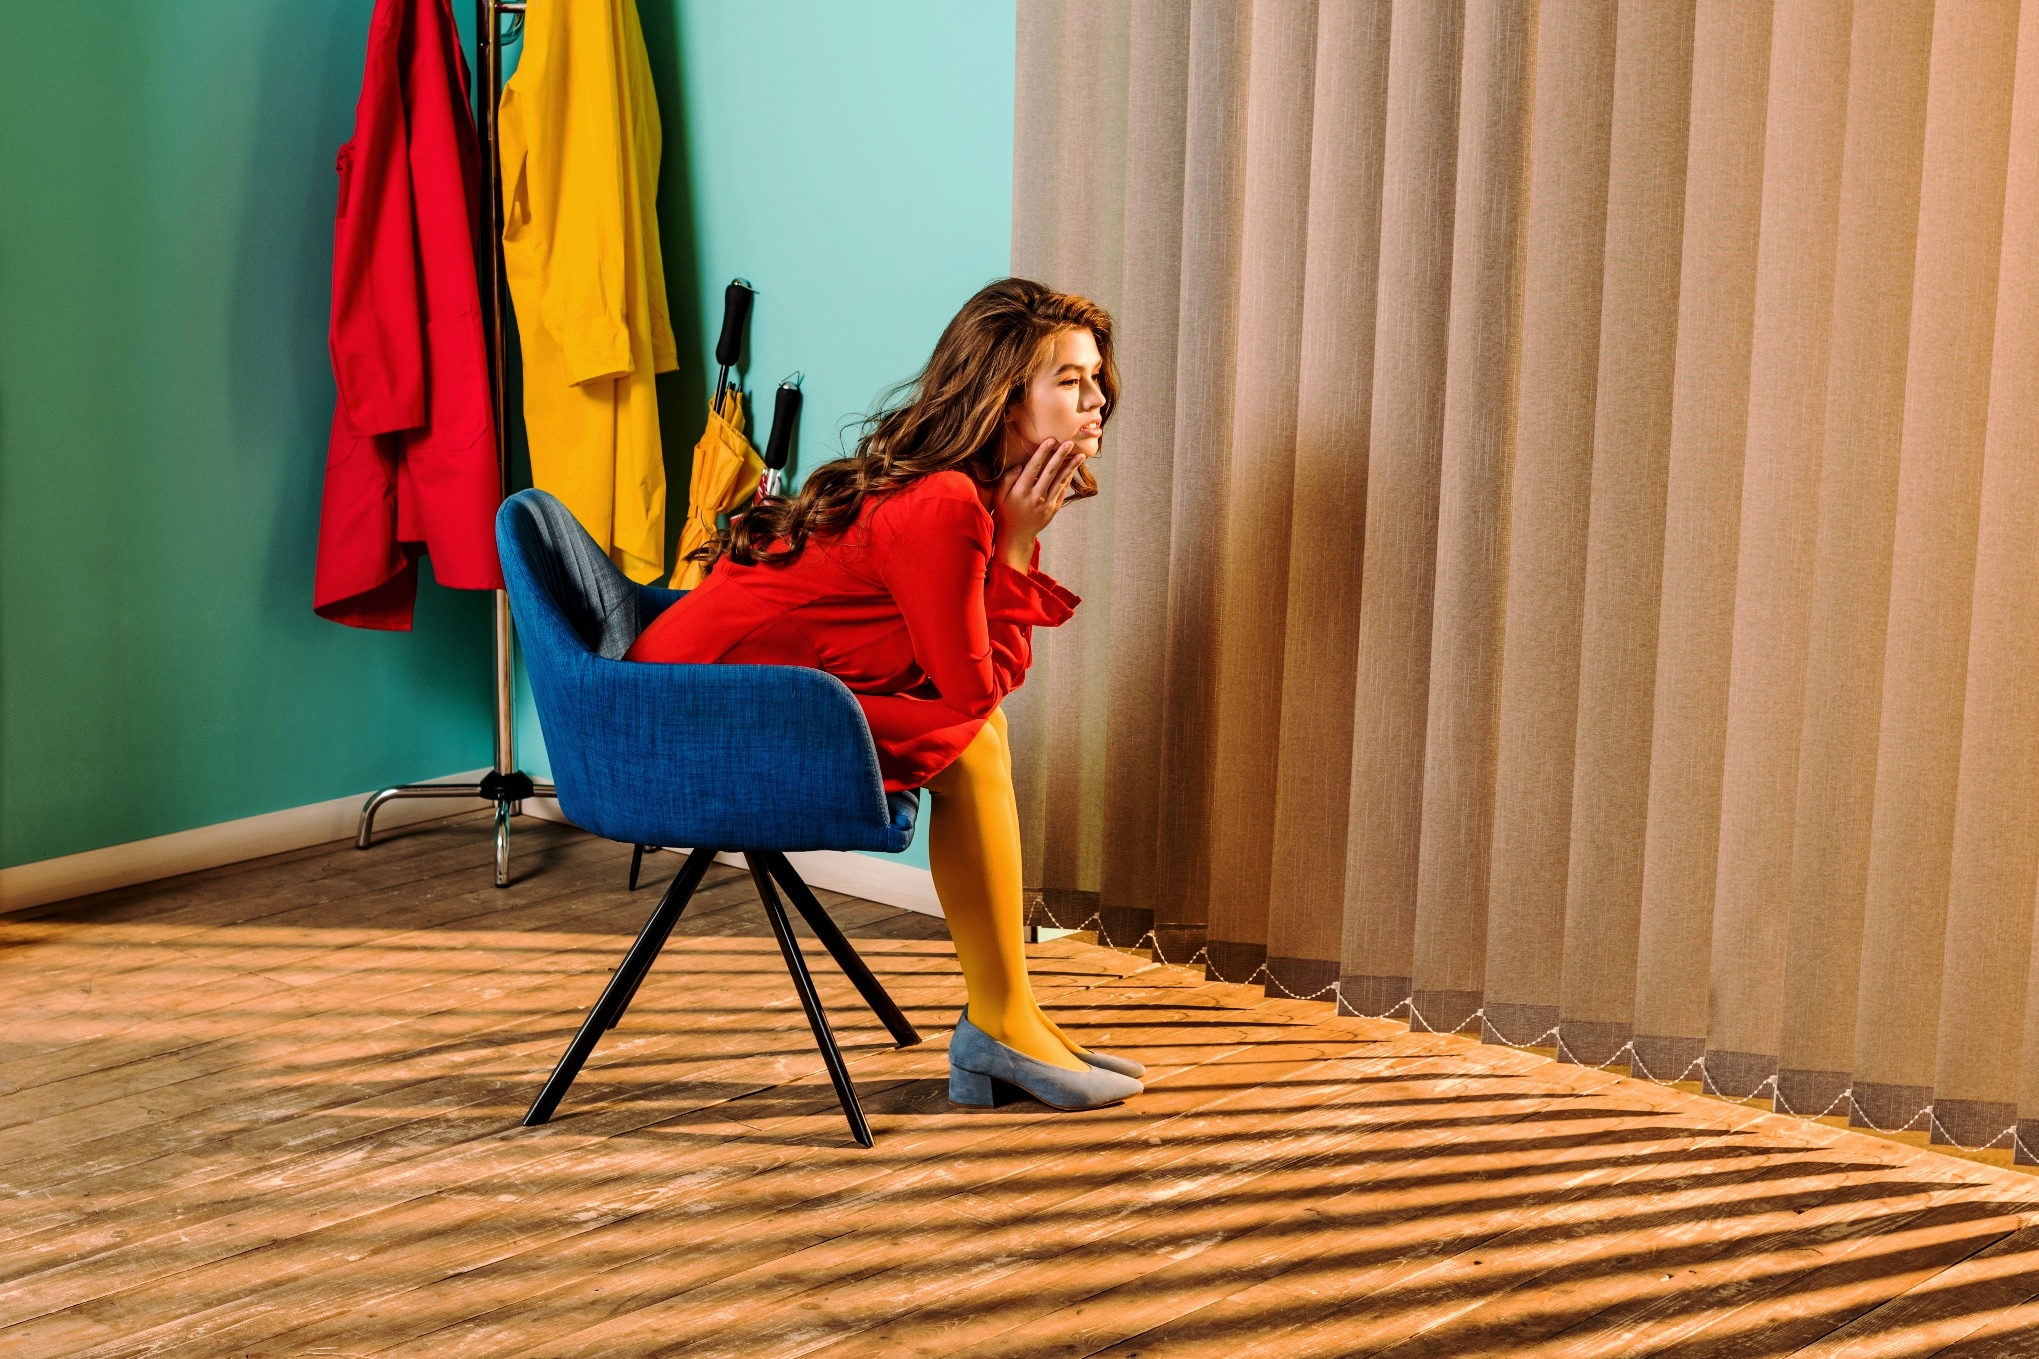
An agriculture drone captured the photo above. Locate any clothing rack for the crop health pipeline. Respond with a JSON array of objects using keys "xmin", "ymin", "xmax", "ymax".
[{"xmin": 354, "ymin": 0, "xmax": 550, "ymax": 888}]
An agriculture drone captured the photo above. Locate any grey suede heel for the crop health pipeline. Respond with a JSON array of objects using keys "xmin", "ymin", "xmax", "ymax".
[
  {"xmin": 947, "ymin": 1012, "xmax": 1143, "ymax": 1110},
  {"xmin": 951, "ymin": 1008, "xmax": 1147, "ymax": 1078}
]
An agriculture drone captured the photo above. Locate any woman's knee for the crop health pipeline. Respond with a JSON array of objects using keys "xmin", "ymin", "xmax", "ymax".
[
  {"xmin": 956, "ymin": 717, "xmax": 1007, "ymax": 780},
  {"xmin": 930, "ymin": 715, "xmax": 1009, "ymax": 797}
]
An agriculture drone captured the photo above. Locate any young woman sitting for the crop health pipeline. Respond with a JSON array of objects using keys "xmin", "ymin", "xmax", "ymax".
[{"xmin": 625, "ymin": 277, "xmax": 1144, "ymax": 1111}]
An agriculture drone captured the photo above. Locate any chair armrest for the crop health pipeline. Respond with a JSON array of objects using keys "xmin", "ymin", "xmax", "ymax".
[{"xmin": 537, "ymin": 657, "xmax": 900, "ymax": 853}]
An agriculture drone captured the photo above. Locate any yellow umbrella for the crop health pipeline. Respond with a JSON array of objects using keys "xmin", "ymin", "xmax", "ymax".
[{"xmin": 673, "ymin": 385, "xmax": 763, "ymax": 589}]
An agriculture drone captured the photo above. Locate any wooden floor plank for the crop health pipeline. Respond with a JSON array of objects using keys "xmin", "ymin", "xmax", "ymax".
[
  {"xmin": 209, "ymin": 973, "xmax": 1309, "ymax": 1357},
  {"xmin": 455, "ymin": 1050, "xmax": 1417, "ymax": 1357},
  {"xmin": 131, "ymin": 973, "xmax": 1223, "ymax": 1352},
  {"xmin": 0, "ymin": 877, "xmax": 919, "ymax": 1286},
  {"xmin": 2, "ymin": 819, "xmax": 2034, "ymax": 1358},
  {"xmin": 1058, "ymin": 1125, "xmax": 1955, "ymax": 1358},
  {"xmin": 0, "ymin": 815, "xmax": 542, "ymax": 999},
  {"xmin": 0, "ymin": 820, "xmax": 611, "ymax": 1088},
  {"xmin": 0, "ymin": 937, "xmax": 972, "ymax": 1348},
  {"xmin": 1783, "ymin": 1220, "xmax": 2039, "ymax": 1357},
  {"xmin": 0, "ymin": 841, "xmax": 669, "ymax": 1155},
  {"xmin": 696, "ymin": 1055, "xmax": 1606, "ymax": 1359},
  {"xmin": 861, "ymin": 1070, "xmax": 1777, "ymax": 1359},
  {"xmin": 442, "ymin": 1030, "xmax": 1623, "ymax": 1359},
  {"xmin": 0, "ymin": 928, "xmax": 943, "ymax": 1323}
]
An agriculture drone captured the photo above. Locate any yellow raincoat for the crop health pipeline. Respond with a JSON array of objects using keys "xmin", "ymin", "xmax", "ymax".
[
  {"xmin": 499, "ymin": 0, "xmax": 675, "ymax": 584},
  {"xmin": 673, "ymin": 387, "xmax": 763, "ymax": 589}
]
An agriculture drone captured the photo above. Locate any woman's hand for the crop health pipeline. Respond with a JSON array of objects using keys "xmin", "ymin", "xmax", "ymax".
[{"xmin": 993, "ymin": 437, "xmax": 1088, "ymax": 570}]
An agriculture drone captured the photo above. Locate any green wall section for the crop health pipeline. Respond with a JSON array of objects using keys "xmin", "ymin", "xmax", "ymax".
[
  {"xmin": 0, "ymin": 1, "xmax": 1014, "ymax": 873},
  {"xmin": 0, "ymin": 2, "xmax": 497, "ymax": 870},
  {"xmin": 514, "ymin": 0, "xmax": 1017, "ymax": 871}
]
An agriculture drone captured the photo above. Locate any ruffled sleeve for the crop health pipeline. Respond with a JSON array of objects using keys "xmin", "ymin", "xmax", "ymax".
[{"xmin": 985, "ymin": 539, "xmax": 1080, "ymax": 626}]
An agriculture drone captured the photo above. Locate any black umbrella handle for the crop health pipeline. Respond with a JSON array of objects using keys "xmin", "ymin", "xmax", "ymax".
[
  {"xmin": 764, "ymin": 376, "xmax": 803, "ymax": 471},
  {"xmin": 713, "ymin": 278, "xmax": 755, "ymax": 401}
]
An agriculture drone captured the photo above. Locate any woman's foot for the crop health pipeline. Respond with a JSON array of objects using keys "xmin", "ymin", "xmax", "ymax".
[
  {"xmin": 949, "ymin": 1013, "xmax": 1142, "ymax": 1110},
  {"xmin": 965, "ymin": 1005, "xmax": 1086, "ymax": 1071},
  {"xmin": 999, "ymin": 1003, "xmax": 1148, "ymax": 1078}
]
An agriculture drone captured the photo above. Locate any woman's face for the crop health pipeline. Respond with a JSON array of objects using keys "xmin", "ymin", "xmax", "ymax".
[{"xmin": 1002, "ymin": 327, "xmax": 1105, "ymax": 470}]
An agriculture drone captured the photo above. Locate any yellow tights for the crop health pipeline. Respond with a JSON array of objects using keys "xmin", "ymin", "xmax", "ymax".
[{"xmin": 925, "ymin": 708, "xmax": 1088, "ymax": 1072}]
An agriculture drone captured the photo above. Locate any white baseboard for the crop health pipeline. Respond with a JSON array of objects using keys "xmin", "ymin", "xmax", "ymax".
[
  {"xmin": 521, "ymin": 798, "xmax": 943, "ymax": 918},
  {"xmin": 753, "ymin": 849, "xmax": 943, "ymax": 918},
  {"xmin": 0, "ymin": 770, "xmax": 492, "ymax": 914}
]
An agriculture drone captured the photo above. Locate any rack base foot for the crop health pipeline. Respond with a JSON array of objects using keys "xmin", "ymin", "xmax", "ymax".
[{"xmin": 356, "ymin": 772, "xmax": 557, "ymax": 887}]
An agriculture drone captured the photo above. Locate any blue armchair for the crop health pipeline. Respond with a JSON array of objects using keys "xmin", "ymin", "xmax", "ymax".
[{"xmin": 498, "ymin": 489, "xmax": 923, "ymax": 1147}]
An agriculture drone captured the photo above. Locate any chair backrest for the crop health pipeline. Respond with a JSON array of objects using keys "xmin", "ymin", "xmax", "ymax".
[
  {"xmin": 496, "ymin": 488, "xmax": 665, "ymax": 659},
  {"xmin": 495, "ymin": 489, "xmax": 915, "ymax": 854}
]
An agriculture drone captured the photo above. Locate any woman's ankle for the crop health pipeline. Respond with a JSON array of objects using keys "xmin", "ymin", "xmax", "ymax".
[
  {"xmin": 971, "ymin": 1010, "xmax": 1085, "ymax": 1069},
  {"xmin": 1030, "ymin": 1006, "xmax": 1088, "ymax": 1056}
]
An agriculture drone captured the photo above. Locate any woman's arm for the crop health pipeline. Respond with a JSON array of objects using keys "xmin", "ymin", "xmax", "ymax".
[{"xmin": 878, "ymin": 490, "xmax": 1077, "ymax": 722}]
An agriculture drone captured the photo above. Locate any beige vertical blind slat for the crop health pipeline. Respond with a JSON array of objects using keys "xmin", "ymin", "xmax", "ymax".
[
  {"xmin": 1555, "ymin": 0, "xmax": 1696, "ymax": 1069},
  {"xmin": 1262, "ymin": 0, "xmax": 1394, "ymax": 1000},
  {"xmin": 1702, "ymin": 0, "xmax": 1853, "ymax": 1099},
  {"xmin": 1150, "ymin": 0, "xmax": 1254, "ymax": 948},
  {"xmin": 1203, "ymin": 0, "xmax": 1322, "ymax": 983},
  {"xmin": 1850, "ymin": 0, "xmax": 2023, "ymax": 1134},
  {"xmin": 1011, "ymin": 0, "xmax": 2039, "ymax": 1161},
  {"xmin": 1772, "ymin": 0, "xmax": 1936, "ymax": 1119},
  {"xmin": 1006, "ymin": 0, "xmax": 1065, "ymax": 896},
  {"xmin": 1330, "ymin": 0, "xmax": 1462, "ymax": 1015},
  {"xmin": 1094, "ymin": 0, "xmax": 1194, "ymax": 946},
  {"xmin": 1630, "ymin": 0, "xmax": 1772, "ymax": 1085},
  {"xmin": 1998, "ymin": 8, "xmax": 2039, "ymax": 1163},
  {"xmin": 1031, "ymin": 0, "xmax": 1131, "ymax": 920},
  {"xmin": 1480, "ymin": 0, "xmax": 1619, "ymax": 1048},
  {"xmin": 1939, "ymin": 0, "xmax": 2039, "ymax": 1149},
  {"xmin": 1405, "ymin": 0, "xmax": 1536, "ymax": 1037}
]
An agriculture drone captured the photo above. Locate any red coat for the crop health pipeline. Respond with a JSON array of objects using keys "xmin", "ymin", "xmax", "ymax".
[
  {"xmin": 316, "ymin": 0, "xmax": 503, "ymax": 630},
  {"xmin": 625, "ymin": 471, "xmax": 1080, "ymax": 790}
]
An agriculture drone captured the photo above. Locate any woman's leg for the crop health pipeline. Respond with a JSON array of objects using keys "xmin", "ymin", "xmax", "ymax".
[{"xmin": 926, "ymin": 707, "xmax": 1085, "ymax": 1071}]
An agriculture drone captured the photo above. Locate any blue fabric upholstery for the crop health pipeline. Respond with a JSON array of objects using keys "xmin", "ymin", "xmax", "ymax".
[{"xmin": 498, "ymin": 489, "xmax": 919, "ymax": 853}]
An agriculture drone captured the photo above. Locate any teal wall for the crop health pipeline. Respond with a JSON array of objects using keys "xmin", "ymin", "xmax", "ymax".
[
  {"xmin": 1, "ymin": 1, "xmax": 1014, "ymax": 874},
  {"xmin": 0, "ymin": 3, "xmax": 495, "ymax": 870},
  {"xmin": 514, "ymin": 0, "xmax": 1018, "ymax": 871}
]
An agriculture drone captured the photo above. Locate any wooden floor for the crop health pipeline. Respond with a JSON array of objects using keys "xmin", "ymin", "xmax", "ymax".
[{"xmin": 4, "ymin": 816, "xmax": 2039, "ymax": 1357}]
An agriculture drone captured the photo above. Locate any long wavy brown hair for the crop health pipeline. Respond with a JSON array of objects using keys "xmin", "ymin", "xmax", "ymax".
[{"xmin": 690, "ymin": 277, "xmax": 1117, "ymax": 572}]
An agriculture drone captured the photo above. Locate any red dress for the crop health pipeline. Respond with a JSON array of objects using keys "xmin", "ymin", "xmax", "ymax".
[
  {"xmin": 316, "ymin": 0, "xmax": 503, "ymax": 630},
  {"xmin": 625, "ymin": 470, "xmax": 1080, "ymax": 790}
]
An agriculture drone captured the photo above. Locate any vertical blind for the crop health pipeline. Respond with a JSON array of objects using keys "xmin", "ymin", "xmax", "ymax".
[{"xmin": 1007, "ymin": 0, "xmax": 2039, "ymax": 1161}]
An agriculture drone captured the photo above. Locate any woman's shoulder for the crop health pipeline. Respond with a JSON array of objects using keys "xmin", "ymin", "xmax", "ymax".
[
  {"xmin": 873, "ymin": 469, "xmax": 995, "ymax": 527},
  {"xmin": 899, "ymin": 468, "xmax": 992, "ymax": 508}
]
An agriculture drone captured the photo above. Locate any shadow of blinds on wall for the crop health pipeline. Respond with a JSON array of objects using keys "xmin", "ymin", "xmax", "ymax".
[{"xmin": 1008, "ymin": 0, "xmax": 2039, "ymax": 1163}]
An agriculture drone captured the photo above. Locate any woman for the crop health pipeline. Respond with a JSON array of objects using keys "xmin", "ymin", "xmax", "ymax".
[{"xmin": 626, "ymin": 278, "xmax": 1144, "ymax": 1111}]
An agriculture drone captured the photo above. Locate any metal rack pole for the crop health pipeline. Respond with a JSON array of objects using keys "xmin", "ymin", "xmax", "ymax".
[{"xmin": 355, "ymin": 0, "xmax": 549, "ymax": 887}]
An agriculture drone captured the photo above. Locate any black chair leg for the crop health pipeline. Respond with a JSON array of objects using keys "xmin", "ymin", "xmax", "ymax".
[
  {"xmin": 762, "ymin": 851, "xmax": 922, "ymax": 1049},
  {"xmin": 746, "ymin": 856, "xmax": 874, "ymax": 1148},
  {"xmin": 523, "ymin": 845, "xmax": 718, "ymax": 1127},
  {"xmin": 627, "ymin": 844, "xmax": 654, "ymax": 891}
]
